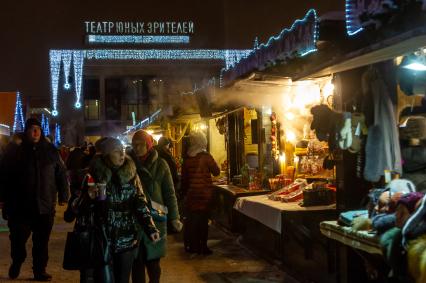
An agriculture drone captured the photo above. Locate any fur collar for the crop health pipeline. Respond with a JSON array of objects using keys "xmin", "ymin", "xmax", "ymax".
[{"xmin": 90, "ymin": 155, "xmax": 137, "ymax": 185}]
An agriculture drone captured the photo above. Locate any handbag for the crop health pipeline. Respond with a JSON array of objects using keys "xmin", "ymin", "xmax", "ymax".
[
  {"xmin": 63, "ymin": 231, "xmax": 83, "ymax": 270},
  {"xmin": 63, "ymin": 206, "xmax": 112, "ymax": 270},
  {"xmin": 150, "ymin": 200, "xmax": 168, "ymax": 222}
]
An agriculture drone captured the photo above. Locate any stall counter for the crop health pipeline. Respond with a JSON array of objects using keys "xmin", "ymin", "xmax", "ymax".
[
  {"xmin": 320, "ymin": 220, "xmax": 381, "ymax": 255},
  {"xmin": 234, "ymin": 194, "xmax": 336, "ymax": 233},
  {"xmin": 212, "ymin": 184, "xmax": 269, "ymax": 232}
]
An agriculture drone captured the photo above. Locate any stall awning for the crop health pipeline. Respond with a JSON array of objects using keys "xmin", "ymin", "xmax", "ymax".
[{"xmin": 296, "ymin": 27, "xmax": 426, "ymax": 80}]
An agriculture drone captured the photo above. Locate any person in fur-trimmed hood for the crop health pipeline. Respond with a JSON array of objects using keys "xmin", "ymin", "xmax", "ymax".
[
  {"xmin": 69, "ymin": 137, "xmax": 159, "ymax": 283},
  {"xmin": 129, "ymin": 130, "xmax": 181, "ymax": 283}
]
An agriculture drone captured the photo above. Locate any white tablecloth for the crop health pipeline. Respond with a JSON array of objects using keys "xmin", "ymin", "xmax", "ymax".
[{"xmin": 234, "ymin": 195, "xmax": 336, "ymax": 233}]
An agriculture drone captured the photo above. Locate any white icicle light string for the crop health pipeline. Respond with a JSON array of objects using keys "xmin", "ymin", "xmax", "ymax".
[
  {"xmin": 49, "ymin": 49, "xmax": 251, "ymax": 116},
  {"xmin": 72, "ymin": 50, "xmax": 85, "ymax": 109},
  {"xmin": 61, "ymin": 50, "xmax": 73, "ymax": 89},
  {"xmin": 49, "ymin": 50, "xmax": 62, "ymax": 116}
]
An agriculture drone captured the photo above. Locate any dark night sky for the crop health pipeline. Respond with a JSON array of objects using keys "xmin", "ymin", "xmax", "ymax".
[{"xmin": 0, "ymin": 0, "xmax": 342, "ymax": 100}]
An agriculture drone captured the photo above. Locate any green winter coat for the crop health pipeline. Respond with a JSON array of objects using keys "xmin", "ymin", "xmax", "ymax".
[{"xmin": 129, "ymin": 149, "xmax": 180, "ymax": 260}]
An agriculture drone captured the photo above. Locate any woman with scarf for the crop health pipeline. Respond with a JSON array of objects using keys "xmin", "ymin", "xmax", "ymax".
[
  {"xmin": 66, "ymin": 137, "xmax": 160, "ymax": 283},
  {"xmin": 181, "ymin": 131, "xmax": 220, "ymax": 255},
  {"xmin": 129, "ymin": 130, "xmax": 182, "ymax": 283}
]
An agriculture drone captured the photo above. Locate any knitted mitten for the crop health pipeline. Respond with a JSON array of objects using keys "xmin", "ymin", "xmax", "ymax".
[{"xmin": 339, "ymin": 112, "xmax": 352, "ymax": 150}]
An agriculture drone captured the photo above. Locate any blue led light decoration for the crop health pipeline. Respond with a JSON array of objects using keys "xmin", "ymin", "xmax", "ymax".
[
  {"xmin": 253, "ymin": 37, "xmax": 259, "ymax": 50},
  {"xmin": 49, "ymin": 50, "xmax": 62, "ymax": 116},
  {"xmin": 87, "ymin": 35, "xmax": 190, "ymax": 44},
  {"xmin": 54, "ymin": 123, "xmax": 61, "ymax": 146},
  {"xmin": 345, "ymin": 0, "xmax": 364, "ymax": 36},
  {"xmin": 73, "ymin": 51, "xmax": 85, "ymax": 109},
  {"xmin": 220, "ymin": 9, "xmax": 319, "ymax": 86},
  {"xmin": 13, "ymin": 92, "xmax": 25, "ymax": 132},
  {"xmin": 61, "ymin": 51, "xmax": 73, "ymax": 89}
]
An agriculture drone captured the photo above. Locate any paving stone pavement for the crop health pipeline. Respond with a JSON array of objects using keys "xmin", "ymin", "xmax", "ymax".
[{"xmin": 0, "ymin": 206, "xmax": 298, "ymax": 283}]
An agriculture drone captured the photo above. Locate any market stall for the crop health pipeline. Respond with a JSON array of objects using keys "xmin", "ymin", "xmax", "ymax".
[
  {"xmin": 265, "ymin": 2, "xmax": 426, "ymax": 283},
  {"xmin": 215, "ymin": 9, "xmax": 344, "ymax": 282}
]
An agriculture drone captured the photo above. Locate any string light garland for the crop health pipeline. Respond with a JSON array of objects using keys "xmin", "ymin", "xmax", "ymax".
[
  {"xmin": 73, "ymin": 50, "xmax": 85, "ymax": 109},
  {"xmin": 13, "ymin": 92, "xmax": 25, "ymax": 132},
  {"xmin": 87, "ymin": 35, "xmax": 190, "ymax": 44},
  {"xmin": 84, "ymin": 49, "xmax": 251, "ymax": 63},
  {"xmin": 345, "ymin": 0, "xmax": 364, "ymax": 36},
  {"xmin": 220, "ymin": 9, "xmax": 319, "ymax": 86},
  {"xmin": 61, "ymin": 50, "xmax": 73, "ymax": 89},
  {"xmin": 123, "ymin": 108, "xmax": 162, "ymax": 135}
]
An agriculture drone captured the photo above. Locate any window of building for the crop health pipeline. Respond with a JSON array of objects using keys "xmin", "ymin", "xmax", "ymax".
[{"xmin": 85, "ymin": 99, "xmax": 100, "ymax": 120}]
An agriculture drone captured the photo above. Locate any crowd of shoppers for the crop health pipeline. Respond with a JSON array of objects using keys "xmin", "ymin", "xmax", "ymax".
[{"xmin": 0, "ymin": 118, "xmax": 220, "ymax": 283}]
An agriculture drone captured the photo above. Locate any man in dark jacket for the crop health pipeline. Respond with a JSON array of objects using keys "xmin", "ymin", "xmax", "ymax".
[
  {"xmin": 154, "ymin": 137, "xmax": 179, "ymax": 187},
  {"xmin": 0, "ymin": 118, "xmax": 69, "ymax": 281}
]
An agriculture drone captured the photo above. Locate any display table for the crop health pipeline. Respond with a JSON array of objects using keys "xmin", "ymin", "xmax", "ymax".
[
  {"xmin": 234, "ymin": 194, "xmax": 336, "ymax": 233},
  {"xmin": 233, "ymin": 194, "xmax": 338, "ymax": 283},
  {"xmin": 212, "ymin": 184, "xmax": 269, "ymax": 231},
  {"xmin": 320, "ymin": 220, "xmax": 382, "ymax": 255},
  {"xmin": 319, "ymin": 221, "xmax": 389, "ymax": 283}
]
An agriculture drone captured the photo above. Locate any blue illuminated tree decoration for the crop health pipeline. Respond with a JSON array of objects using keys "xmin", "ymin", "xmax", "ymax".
[
  {"xmin": 41, "ymin": 113, "xmax": 45, "ymax": 130},
  {"xmin": 12, "ymin": 91, "xmax": 25, "ymax": 132},
  {"xmin": 61, "ymin": 50, "xmax": 73, "ymax": 89},
  {"xmin": 45, "ymin": 117, "xmax": 50, "ymax": 136},
  {"xmin": 54, "ymin": 123, "xmax": 61, "ymax": 146},
  {"xmin": 73, "ymin": 51, "xmax": 84, "ymax": 109}
]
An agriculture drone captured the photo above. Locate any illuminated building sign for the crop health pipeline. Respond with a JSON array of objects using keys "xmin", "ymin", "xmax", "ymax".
[
  {"xmin": 87, "ymin": 35, "xmax": 190, "ymax": 44},
  {"xmin": 84, "ymin": 21, "xmax": 195, "ymax": 34},
  {"xmin": 220, "ymin": 9, "xmax": 319, "ymax": 87}
]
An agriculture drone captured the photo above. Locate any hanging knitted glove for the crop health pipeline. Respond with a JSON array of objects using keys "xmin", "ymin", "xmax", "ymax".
[{"xmin": 339, "ymin": 112, "xmax": 353, "ymax": 150}]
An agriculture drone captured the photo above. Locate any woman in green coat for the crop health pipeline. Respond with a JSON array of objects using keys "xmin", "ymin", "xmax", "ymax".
[{"xmin": 129, "ymin": 130, "xmax": 182, "ymax": 283}]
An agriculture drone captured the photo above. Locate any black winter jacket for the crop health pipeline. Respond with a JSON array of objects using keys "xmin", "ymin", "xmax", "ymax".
[
  {"xmin": 69, "ymin": 155, "xmax": 158, "ymax": 254},
  {"xmin": 0, "ymin": 138, "xmax": 69, "ymax": 216}
]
